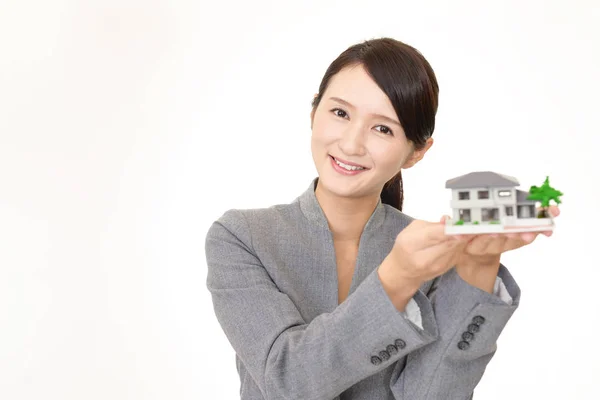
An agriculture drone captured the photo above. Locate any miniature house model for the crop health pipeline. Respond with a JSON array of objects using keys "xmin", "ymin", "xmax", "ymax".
[{"xmin": 444, "ymin": 171, "xmax": 555, "ymax": 234}]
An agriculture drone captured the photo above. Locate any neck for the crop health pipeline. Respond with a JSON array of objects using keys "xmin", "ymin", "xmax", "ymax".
[{"xmin": 314, "ymin": 180, "xmax": 380, "ymax": 242}]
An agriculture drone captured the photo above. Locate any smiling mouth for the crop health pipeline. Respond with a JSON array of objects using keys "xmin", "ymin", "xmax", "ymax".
[
  {"xmin": 329, "ymin": 154, "xmax": 369, "ymax": 169},
  {"xmin": 330, "ymin": 155, "xmax": 369, "ymax": 171}
]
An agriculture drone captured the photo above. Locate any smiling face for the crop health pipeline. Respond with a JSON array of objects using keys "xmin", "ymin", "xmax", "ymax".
[{"xmin": 310, "ymin": 63, "xmax": 433, "ymax": 200}]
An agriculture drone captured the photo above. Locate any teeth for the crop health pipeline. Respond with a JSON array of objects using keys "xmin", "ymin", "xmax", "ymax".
[{"xmin": 334, "ymin": 158, "xmax": 365, "ymax": 171}]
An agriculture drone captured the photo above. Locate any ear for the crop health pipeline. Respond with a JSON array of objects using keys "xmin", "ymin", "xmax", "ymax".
[
  {"xmin": 310, "ymin": 93, "xmax": 318, "ymax": 128},
  {"xmin": 402, "ymin": 137, "xmax": 434, "ymax": 169}
]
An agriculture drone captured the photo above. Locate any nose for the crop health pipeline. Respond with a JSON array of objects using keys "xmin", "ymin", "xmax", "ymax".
[{"xmin": 338, "ymin": 122, "xmax": 367, "ymax": 157}]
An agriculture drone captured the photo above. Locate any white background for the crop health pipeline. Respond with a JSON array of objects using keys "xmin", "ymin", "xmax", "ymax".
[{"xmin": 1, "ymin": 0, "xmax": 599, "ymax": 399}]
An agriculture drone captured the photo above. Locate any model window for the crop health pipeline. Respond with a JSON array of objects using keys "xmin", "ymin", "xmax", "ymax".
[
  {"xmin": 505, "ymin": 206, "xmax": 514, "ymax": 216},
  {"xmin": 481, "ymin": 208, "xmax": 499, "ymax": 221},
  {"xmin": 459, "ymin": 209, "xmax": 471, "ymax": 222},
  {"xmin": 477, "ymin": 190, "xmax": 489, "ymax": 199},
  {"xmin": 498, "ymin": 190, "xmax": 511, "ymax": 197},
  {"xmin": 517, "ymin": 205, "xmax": 535, "ymax": 218},
  {"xmin": 458, "ymin": 191, "xmax": 470, "ymax": 200}
]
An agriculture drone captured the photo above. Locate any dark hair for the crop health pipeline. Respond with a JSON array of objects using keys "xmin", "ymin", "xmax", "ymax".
[{"xmin": 311, "ymin": 38, "xmax": 439, "ymax": 211}]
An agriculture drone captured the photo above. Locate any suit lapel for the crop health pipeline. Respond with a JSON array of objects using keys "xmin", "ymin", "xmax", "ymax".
[{"xmin": 298, "ymin": 177, "xmax": 390, "ymax": 308}]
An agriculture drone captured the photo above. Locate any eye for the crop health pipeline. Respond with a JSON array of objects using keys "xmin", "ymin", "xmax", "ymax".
[
  {"xmin": 330, "ymin": 108, "xmax": 348, "ymax": 119},
  {"xmin": 375, "ymin": 125, "xmax": 393, "ymax": 136}
]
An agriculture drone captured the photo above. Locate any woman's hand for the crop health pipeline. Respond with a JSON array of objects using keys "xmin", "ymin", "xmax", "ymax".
[
  {"xmin": 443, "ymin": 205, "xmax": 560, "ymax": 264},
  {"xmin": 378, "ymin": 219, "xmax": 471, "ymax": 310},
  {"xmin": 442, "ymin": 206, "xmax": 560, "ymax": 292}
]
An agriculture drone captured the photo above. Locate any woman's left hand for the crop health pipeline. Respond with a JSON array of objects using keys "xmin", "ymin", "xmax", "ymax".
[{"xmin": 442, "ymin": 205, "xmax": 560, "ymax": 267}]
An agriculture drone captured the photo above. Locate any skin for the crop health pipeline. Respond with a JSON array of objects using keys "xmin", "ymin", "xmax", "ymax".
[
  {"xmin": 448, "ymin": 206, "xmax": 559, "ymax": 293},
  {"xmin": 310, "ymin": 63, "xmax": 433, "ymax": 243},
  {"xmin": 309, "ymin": 63, "xmax": 560, "ymax": 296}
]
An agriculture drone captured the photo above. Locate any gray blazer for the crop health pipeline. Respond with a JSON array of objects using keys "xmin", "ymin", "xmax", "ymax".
[{"xmin": 205, "ymin": 177, "xmax": 520, "ymax": 400}]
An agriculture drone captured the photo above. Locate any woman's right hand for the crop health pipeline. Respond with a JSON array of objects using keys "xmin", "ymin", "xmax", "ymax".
[{"xmin": 378, "ymin": 219, "xmax": 470, "ymax": 311}]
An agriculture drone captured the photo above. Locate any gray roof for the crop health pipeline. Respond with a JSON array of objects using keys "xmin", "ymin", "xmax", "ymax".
[
  {"xmin": 445, "ymin": 171, "xmax": 520, "ymax": 189},
  {"xmin": 516, "ymin": 189, "xmax": 535, "ymax": 204}
]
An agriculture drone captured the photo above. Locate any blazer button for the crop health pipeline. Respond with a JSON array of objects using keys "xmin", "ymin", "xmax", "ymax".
[
  {"xmin": 458, "ymin": 341, "xmax": 470, "ymax": 350},
  {"xmin": 462, "ymin": 331, "xmax": 474, "ymax": 342},
  {"xmin": 379, "ymin": 350, "xmax": 391, "ymax": 361},
  {"xmin": 371, "ymin": 356, "xmax": 382, "ymax": 365},
  {"xmin": 467, "ymin": 323, "xmax": 480, "ymax": 333},
  {"xmin": 386, "ymin": 344, "xmax": 398, "ymax": 355},
  {"xmin": 394, "ymin": 339, "xmax": 406, "ymax": 349},
  {"xmin": 473, "ymin": 315, "xmax": 485, "ymax": 325}
]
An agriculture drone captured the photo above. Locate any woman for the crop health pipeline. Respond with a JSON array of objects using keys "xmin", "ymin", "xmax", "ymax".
[{"xmin": 205, "ymin": 37, "xmax": 558, "ymax": 400}]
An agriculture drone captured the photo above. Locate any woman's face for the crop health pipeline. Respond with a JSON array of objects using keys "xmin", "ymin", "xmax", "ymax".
[{"xmin": 310, "ymin": 64, "xmax": 432, "ymax": 200}]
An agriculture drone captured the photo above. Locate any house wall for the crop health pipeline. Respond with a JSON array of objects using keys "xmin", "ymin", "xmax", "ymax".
[{"xmin": 450, "ymin": 186, "xmax": 518, "ymax": 222}]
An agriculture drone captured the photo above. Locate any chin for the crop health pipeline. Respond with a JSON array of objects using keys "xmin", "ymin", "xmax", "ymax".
[{"xmin": 319, "ymin": 170, "xmax": 371, "ymax": 198}]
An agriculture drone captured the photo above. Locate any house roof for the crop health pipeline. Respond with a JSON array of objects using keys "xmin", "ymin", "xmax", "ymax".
[
  {"xmin": 445, "ymin": 171, "xmax": 520, "ymax": 189},
  {"xmin": 516, "ymin": 189, "xmax": 535, "ymax": 204}
]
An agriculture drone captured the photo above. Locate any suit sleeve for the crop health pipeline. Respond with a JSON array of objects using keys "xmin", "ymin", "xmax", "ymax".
[
  {"xmin": 402, "ymin": 276, "xmax": 513, "ymax": 331},
  {"xmin": 389, "ymin": 264, "xmax": 521, "ymax": 399},
  {"xmin": 205, "ymin": 209, "xmax": 440, "ymax": 400}
]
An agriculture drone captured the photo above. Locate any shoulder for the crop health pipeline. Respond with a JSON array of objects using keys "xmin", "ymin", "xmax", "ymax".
[
  {"xmin": 213, "ymin": 200, "xmax": 300, "ymax": 227},
  {"xmin": 206, "ymin": 200, "xmax": 303, "ymax": 244},
  {"xmin": 380, "ymin": 203, "xmax": 416, "ymax": 234}
]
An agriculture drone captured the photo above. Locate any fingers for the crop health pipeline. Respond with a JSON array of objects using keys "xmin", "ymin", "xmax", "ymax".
[
  {"xmin": 404, "ymin": 220, "xmax": 455, "ymax": 250},
  {"xmin": 543, "ymin": 205, "xmax": 559, "ymax": 235},
  {"xmin": 536, "ymin": 205, "xmax": 560, "ymax": 217},
  {"xmin": 464, "ymin": 232, "xmax": 540, "ymax": 256},
  {"xmin": 404, "ymin": 237, "xmax": 468, "ymax": 280},
  {"xmin": 415, "ymin": 233, "xmax": 468, "ymax": 258},
  {"xmin": 467, "ymin": 235, "xmax": 505, "ymax": 255},
  {"xmin": 504, "ymin": 233, "xmax": 527, "ymax": 249},
  {"xmin": 394, "ymin": 219, "xmax": 470, "ymax": 280},
  {"xmin": 439, "ymin": 215, "xmax": 451, "ymax": 224},
  {"xmin": 405, "ymin": 209, "xmax": 557, "ymax": 267},
  {"xmin": 519, "ymin": 232, "xmax": 537, "ymax": 243}
]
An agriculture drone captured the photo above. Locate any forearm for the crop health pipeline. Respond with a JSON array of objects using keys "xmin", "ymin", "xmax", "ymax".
[
  {"xmin": 378, "ymin": 254, "xmax": 422, "ymax": 312},
  {"xmin": 455, "ymin": 254, "xmax": 501, "ymax": 294},
  {"xmin": 390, "ymin": 264, "xmax": 520, "ymax": 399}
]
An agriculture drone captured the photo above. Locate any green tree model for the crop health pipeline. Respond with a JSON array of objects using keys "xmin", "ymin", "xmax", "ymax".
[{"xmin": 527, "ymin": 176, "xmax": 563, "ymax": 218}]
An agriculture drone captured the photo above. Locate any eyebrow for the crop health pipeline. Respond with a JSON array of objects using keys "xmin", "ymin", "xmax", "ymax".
[{"xmin": 329, "ymin": 96, "xmax": 401, "ymax": 126}]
